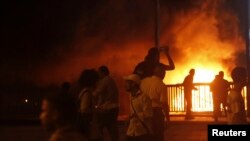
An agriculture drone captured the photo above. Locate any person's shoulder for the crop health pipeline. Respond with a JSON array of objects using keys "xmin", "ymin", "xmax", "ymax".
[
  {"xmin": 133, "ymin": 61, "xmax": 146, "ymax": 72},
  {"xmin": 135, "ymin": 60, "xmax": 146, "ymax": 66},
  {"xmin": 140, "ymin": 92, "xmax": 151, "ymax": 101},
  {"xmin": 183, "ymin": 75, "xmax": 189, "ymax": 81},
  {"xmin": 141, "ymin": 76, "xmax": 152, "ymax": 84},
  {"xmin": 142, "ymin": 76, "xmax": 152, "ymax": 80},
  {"xmin": 222, "ymin": 79, "xmax": 230, "ymax": 84}
]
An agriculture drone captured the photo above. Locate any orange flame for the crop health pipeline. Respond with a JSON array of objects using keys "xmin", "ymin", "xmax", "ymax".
[
  {"xmin": 162, "ymin": 0, "xmax": 245, "ymax": 84},
  {"xmin": 33, "ymin": 0, "xmax": 246, "ymax": 114}
]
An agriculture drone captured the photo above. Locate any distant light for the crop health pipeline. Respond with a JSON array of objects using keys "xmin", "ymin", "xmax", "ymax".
[{"xmin": 24, "ymin": 99, "xmax": 28, "ymax": 103}]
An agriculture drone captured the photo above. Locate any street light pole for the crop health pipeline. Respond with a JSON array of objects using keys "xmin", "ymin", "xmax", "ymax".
[{"xmin": 155, "ymin": 0, "xmax": 160, "ymax": 49}]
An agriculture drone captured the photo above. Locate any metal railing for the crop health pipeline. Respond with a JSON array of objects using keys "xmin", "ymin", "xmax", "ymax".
[{"xmin": 166, "ymin": 83, "xmax": 247, "ymax": 115}]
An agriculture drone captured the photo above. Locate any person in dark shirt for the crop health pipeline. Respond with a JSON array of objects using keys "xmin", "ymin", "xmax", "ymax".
[
  {"xmin": 133, "ymin": 46, "xmax": 175, "ymax": 79},
  {"xmin": 217, "ymin": 71, "xmax": 230, "ymax": 116},
  {"xmin": 210, "ymin": 71, "xmax": 230, "ymax": 122},
  {"xmin": 183, "ymin": 68, "xmax": 197, "ymax": 120}
]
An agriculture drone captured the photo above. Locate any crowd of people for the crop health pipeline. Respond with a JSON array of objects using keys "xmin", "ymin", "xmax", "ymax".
[{"xmin": 39, "ymin": 46, "xmax": 248, "ymax": 141}]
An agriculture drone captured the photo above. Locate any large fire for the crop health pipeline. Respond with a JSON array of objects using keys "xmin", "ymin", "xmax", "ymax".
[
  {"xmin": 161, "ymin": 0, "xmax": 245, "ymax": 112},
  {"xmin": 162, "ymin": 0, "xmax": 244, "ymax": 85},
  {"xmin": 33, "ymin": 0, "xmax": 246, "ymax": 114}
]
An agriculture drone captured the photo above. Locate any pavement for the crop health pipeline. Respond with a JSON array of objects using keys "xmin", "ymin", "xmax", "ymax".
[
  {"xmin": 164, "ymin": 116, "xmax": 250, "ymax": 141},
  {"xmin": 1, "ymin": 116, "xmax": 250, "ymax": 141}
]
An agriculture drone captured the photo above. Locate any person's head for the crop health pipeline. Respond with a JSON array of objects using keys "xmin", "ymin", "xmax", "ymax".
[
  {"xmin": 61, "ymin": 81, "xmax": 71, "ymax": 92},
  {"xmin": 231, "ymin": 66, "xmax": 247, "ymax": 85},
  {"xmin": 153, "ymin": 65, "xmax": 166, "ymax": 80},
  {"xmin": 40, "ymin": 90, "xmax": 77, "ymax": 132},
  {"xmin": 189, "ymin": 68, "xmax": 195, "ymax": 76},
  {"xmin": 78, "ymin": 68, "xmax": 99, "ymax": 88},
  {"xmin": 218, "ymin": 71, "xmax": 224, "ymax": 78},
  {"xmin": 98, "ymin": 65, "xmax": 110, "ymax": 78},
  {"xmin": 213, "ymin": 74, "xmax": 219, "ymax": 80},
  {"xmin": 124, "ymin": 74, "xmax": 141, "ymax": 93},
  {"xmin": 144, "ymin": 47, "xmax": 160, "ymax": 64}
]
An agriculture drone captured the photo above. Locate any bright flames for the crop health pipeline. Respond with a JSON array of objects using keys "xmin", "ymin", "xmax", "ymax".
[
  {"xmin": 34, "ymin": 0, "xmax": 246, "ymax": 115},
  {"xmin": 162, "ymin": 0, "xmax": 244, "ymax": 113}
]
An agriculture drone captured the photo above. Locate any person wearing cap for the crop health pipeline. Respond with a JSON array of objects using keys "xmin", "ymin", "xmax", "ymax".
[
  {"xmin": 124, "ymin": 74, "xmax": 153, "ymax": 141},
  {"xmin": 133, "ymin": 46, "xmax": 175, "ymax": 79},
  {"xmin": 227, "ymin": 66, "xmax": 247, "ymax": 124},
  {"xmin": 140, "ymin": 65, "xmax": 169, "ymax": 141}
]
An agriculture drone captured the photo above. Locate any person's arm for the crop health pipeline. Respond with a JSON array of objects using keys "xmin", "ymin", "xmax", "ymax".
[
  {"xmin": 160, "ymin": 46, "xmax": 175, "ymax": 70},
  {"xmin": 79, "ymin": 92, "xmax": 91, "ymax": 113}
]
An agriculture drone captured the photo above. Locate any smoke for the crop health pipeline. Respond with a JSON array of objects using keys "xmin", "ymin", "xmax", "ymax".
[
  {"xmin": 32, "ymin": 0, "xmax": 245, "ymax": 86},
  {"xmin": 0, "ymin": 0, "xmax": 247, "ymax": 116},
  {"xmin": 1, "ymin": 0, "xmax": 247, "ymax": 87}
]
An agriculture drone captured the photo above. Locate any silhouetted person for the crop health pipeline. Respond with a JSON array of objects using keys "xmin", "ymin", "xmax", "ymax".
[
  {"xmin": 210, "ymin": 74, "xmax": 220, "ymax": 122},
  {"xmin": 93, "ymin": 65, "xmax": 119, "ymax": 141},
  {"xmin": 40, "ymin": 90, "xmax": 88, "ymax": 141},
  {"xmin": 124, "ymin": 74, "xmax": 153, "ymax": 141},
  {"xmin": 217, "ymin": 71, "xmax": 230, "ymax": 116},
  {"xmin": 210, "ymin": 71, "xmax": 230, "ymax": 122},
  {"xmin": 133, "ymin": 46, "xmax": 175, "ymax": 79},
  {"xmin": 77, "ymin": 69, "xmax": 101, "ymax": 140},
  {"xmin": 183, "ymin": 68, "xmax": 197, "ymax": 120},
  {"xmin": 227, "ymin": 66, "xmax": 247, "ymax": 124},
  {"xmin": 140, "ymin": 65, "xmax": 169, "ymax": 141}
]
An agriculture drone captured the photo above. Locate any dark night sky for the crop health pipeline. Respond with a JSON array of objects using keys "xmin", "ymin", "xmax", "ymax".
[{"xmin": 0, "ymin": 0, "xmax": 248, "ymax": 87}]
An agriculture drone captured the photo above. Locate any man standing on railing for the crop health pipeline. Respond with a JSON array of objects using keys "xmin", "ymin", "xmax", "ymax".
[{"xmin": 183, "ymin": 68, "xmax": 197, "ymax": 120}]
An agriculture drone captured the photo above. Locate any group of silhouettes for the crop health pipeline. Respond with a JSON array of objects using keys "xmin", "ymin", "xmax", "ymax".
[
  {"xmin": 210, "ymin": 68, "xmax": 248, "ymax": 124},
  {"xmin": 182, "ymin": 67, "xmax": 248, "ymax": 124},
  {"xmin": 40, "ymin": 65, "xmax": 120, "ymax": 141},
  {"xmin": 39, "ymin": 46, "xmax": 248, "ymax": 141}
]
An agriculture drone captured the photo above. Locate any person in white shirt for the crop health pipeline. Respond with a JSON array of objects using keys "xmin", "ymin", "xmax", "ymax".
[
  {"xmin": 140, "ymin": 65, "xmax": 169, "ymax": 141},
  {"xmin": 124, "ymin": 74, "xmax": 153, "ymax": 141}
]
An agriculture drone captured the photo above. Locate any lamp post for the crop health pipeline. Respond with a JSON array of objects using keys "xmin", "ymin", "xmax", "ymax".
[{"xmin": 155, "ymin": 0, "xmax": 160, "ymax": 49}]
